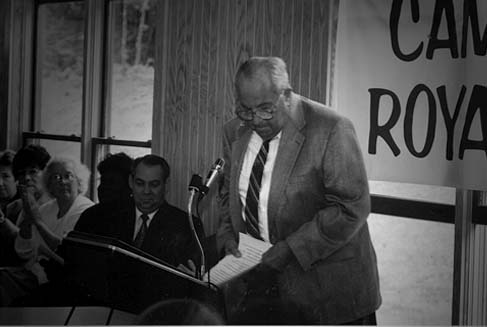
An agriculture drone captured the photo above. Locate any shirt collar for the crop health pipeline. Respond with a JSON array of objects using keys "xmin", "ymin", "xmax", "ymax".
[
  {"xmin": 135, "ymin": 207, "xmax": 158, "ymax": 223},
  {"xmin": 251, "ymin": 131, "xmax": 282, "ymax": 144}
]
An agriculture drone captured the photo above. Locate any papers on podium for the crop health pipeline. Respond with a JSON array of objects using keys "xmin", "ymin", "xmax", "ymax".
[{"xmin": 203, "ymin": 233, "xmax": 272, "ymax": 286}]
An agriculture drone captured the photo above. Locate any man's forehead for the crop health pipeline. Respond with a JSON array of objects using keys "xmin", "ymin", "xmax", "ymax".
[
  {"xmin": 134, "ymin": 163, "xmax": 164, "ymax": 181},
  {"xmin": 237, "ymin": 77, "xmax": 275, "ymax": 104}
]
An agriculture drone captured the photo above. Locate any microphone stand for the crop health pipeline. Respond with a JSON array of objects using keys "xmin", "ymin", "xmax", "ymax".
[{"xmin": 187, "ymin": 174, "xmax": 206, "ymax": 281}]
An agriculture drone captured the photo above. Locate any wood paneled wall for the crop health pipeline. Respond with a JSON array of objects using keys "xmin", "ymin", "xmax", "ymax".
[{"xmin": 154, "ymin": 0, "xmax": 337, "ymax": 234}]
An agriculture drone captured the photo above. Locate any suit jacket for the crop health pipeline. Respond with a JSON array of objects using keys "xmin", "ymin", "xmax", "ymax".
[
  {"xmin": 216, "ymin": 93, "xmax": 381, "ymax": 324},
  {"xmin": 75, "ymin": 198, "xmax": 204, "ymax": 267}
]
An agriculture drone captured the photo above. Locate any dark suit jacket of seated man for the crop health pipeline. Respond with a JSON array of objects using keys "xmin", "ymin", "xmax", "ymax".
[{"xmin": 74, "ymin": 196, "xmax": 204, "ymax": 268}]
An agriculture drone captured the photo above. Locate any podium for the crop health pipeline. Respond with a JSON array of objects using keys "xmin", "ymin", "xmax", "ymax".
[{"xmin": 61, "ymin": 231, "xmax": 225, "ymax": 317}]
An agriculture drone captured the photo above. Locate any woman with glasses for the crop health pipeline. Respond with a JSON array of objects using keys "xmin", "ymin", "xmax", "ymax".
[{"xmin": 0, "ymin": 156, "xmax": 94, "ymax": 306}]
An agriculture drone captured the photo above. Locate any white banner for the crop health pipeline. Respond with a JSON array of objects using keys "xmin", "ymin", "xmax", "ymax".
[{"xmin": 335, "ymin": 0, "xmax": 487, "ymax": 190}]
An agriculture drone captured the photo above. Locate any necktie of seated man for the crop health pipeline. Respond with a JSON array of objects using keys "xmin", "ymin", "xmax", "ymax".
[
  {"xmin": 134, "ymin": 214, "xmax": 149, "ymax": 248},
  {"xmin": 245, "ymin": 140, "xmax": 270, "ymax": 240}
]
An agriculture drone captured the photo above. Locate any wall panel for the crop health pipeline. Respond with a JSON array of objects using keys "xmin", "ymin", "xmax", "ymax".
[{"xmin": 155, "ymin": 0, "xmax": 336, "ymax": 234}]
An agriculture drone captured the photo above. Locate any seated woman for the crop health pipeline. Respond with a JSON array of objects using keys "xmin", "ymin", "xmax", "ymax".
[
  {"xmin": 0, "ymin": 150, "xmax": 19, "ymax": 265},
  {"xmin": 0, "ymin": 156, "xmax": 94, "ymax": 306},
  {"xmin": 0, "ymin": 145, "xmax": 51, "ymax": 266},
  {"xmin": 0, "ymin": 150, "xmax": 18, "ymax": 214}
]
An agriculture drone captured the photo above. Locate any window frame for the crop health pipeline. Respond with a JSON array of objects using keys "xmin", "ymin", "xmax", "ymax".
[{"xmin": 20, "ymin": 0, "xmax": 154, "ymax": 199}]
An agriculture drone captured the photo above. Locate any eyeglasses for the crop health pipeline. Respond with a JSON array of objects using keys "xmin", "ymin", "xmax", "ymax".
[
  {"xmin": 50, "ymin": 172, "xmax": 75, "ymax": 183},
  {"xmin": 235, "ymin": 93, "xmax": 283, "ymax": 121}
]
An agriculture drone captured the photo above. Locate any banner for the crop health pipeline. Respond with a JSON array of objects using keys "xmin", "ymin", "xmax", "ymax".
[{"xmin": 335, "ymin": 0, "xmax": 487, "ymax": 190}]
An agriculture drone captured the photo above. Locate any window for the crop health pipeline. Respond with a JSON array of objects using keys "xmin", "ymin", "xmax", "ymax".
[
  {"xmin": 27, "ymin": 0, "xmax": 156, "ymax": 197},
  {"xmin": 105, "ymin": 0, "xmax": 155, "ymax": 142},
  {"xmin": 34, "ymin": 1, "xmax": 84, "ymax": 158}
]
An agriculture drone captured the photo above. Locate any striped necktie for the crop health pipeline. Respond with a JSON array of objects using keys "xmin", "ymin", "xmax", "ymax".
[
  {"xmin": 245, "ymin": 140, "xmax": 270, "ymax": 240},
  {"xmin": 134, "ymin": 214, "xmax": 149, "ymax": 248}
]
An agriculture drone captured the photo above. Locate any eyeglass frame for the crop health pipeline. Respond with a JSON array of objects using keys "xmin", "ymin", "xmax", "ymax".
[
  {"xmin": 235, "ymin": 90, "xmax": 286, "ymax": 121},
  {"xmin": 50, "ymin": 172, "xmax": 76, "ymax": 184}
]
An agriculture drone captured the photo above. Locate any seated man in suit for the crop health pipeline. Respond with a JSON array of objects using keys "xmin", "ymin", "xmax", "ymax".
[{"xmin": 75, "ymin": 153, "xmax": 204, "ymax": 268}]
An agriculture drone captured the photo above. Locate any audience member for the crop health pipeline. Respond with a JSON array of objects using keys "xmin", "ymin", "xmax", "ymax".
[
  {"xmin": 76, "ymin": 154, "xmax": 204, "ymax": 267},
  {"xmin": 0, "ymin": 156, "xmax": 93, "ymax": 306},
  {"xmin": 0, "ymin": 150, "xmax": 20, "ymax": 266},
  {"xmin": 0, "ymin": 150, "xmax": 18, "ymax": 214},
  {"xmin": 135, "ymin": 298, "xmax": 224, "ymax": 325},
  {"xmin": 96, "ymin": 152, "xmax": 134, "ymax": 203},
  {"xmin": 0, "ymin": 145, "xmax": 51, "ymax": 266},
  {"xmin": 74, "ymin": 152, "xmax": 134, "ymax": 235}
]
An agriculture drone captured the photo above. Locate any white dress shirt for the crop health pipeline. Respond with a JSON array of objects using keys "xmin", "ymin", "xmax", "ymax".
[{"xmin": 239, "ymin": 131, "xmax": 281, "ymax": 243}]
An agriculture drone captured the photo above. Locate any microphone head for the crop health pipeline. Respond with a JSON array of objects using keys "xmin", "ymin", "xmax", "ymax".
[{"xmin": 214, "ymin": 158, "xmax": 225, "ymax": 170}]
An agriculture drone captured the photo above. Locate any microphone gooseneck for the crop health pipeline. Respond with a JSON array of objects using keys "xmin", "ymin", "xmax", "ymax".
[{"xmin": 187, "ymin": 158, "xmax": 225, "ymax": 282}]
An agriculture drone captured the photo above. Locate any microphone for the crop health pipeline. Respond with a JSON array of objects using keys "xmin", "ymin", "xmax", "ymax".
[{"xmin": 201, "ymin": 158, "xmax": 225, "ymax": 195}]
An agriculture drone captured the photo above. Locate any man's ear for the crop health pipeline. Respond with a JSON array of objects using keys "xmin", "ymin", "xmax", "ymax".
[
  {"xmin": 128, "ymin": 175, "xmax": 134, "ymax": 191},
  {"xmin": 163, "ymin": 177, "xmax": 170, "ymax": 196}
]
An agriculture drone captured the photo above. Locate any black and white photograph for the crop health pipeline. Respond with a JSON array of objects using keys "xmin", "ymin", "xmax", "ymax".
[{"xmin": 0, "ymin": 0, "xmax": 486, "ymax": 325}]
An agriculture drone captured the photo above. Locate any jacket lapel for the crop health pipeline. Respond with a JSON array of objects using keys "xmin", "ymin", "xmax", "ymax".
[
  {"xmin": 268, "ymin": 96, "xmax": 305, "ymax": 237},
  {"xmin": 230, "ymin": 126, "xmax": 252, "ymax": 233}
]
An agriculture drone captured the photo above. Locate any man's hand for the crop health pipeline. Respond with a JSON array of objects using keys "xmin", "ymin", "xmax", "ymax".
[
  {"xmin": 177, "ymin": 259, "xmax": 197, "ymax": 276},
  {"xmin": 224, "ymin": 239, "xmax": 242, "ymax": 257},
  {"xmin": 261, "ymin": 241, "xmax": 294, "ymax": 272}
]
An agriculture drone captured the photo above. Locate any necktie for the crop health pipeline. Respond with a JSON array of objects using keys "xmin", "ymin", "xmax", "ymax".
[
  {"xmin": 134, "ymin": 214, "xmax": 149, "ymax": 248},
  {"xmin": 245, "ymin": 140, "xmax": 270, "ymax": 240}
]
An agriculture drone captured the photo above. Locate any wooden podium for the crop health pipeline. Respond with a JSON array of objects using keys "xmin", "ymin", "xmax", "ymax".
[{"xmin": 61, "ymin": 231, "xmax": 225, "ymax": 317}]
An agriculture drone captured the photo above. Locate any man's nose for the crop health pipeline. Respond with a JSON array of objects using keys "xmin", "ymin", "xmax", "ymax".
[
  {"xmin": 251, "ymin": 114, "xmax": 264, "ymax": 125},
  {"xmin": 143, "ymin": 184, "xmax": 151, "ymax": 193}
]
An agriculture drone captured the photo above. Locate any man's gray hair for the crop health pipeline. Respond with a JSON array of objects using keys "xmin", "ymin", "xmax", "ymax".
[{"xmin": 235, "ymin": 56, "xmax": 291, "ymax": 95}]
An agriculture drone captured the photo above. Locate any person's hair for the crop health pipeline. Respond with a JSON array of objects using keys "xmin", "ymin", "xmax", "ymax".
[
  {"xmin": 12, "ymin": 145, "xmax": 51, "ymax": 180},
  {"xmin": 135, "ymin": 299, "xmax": 224, "ymax": 325},
  {"xmin": 0, "ymin": 150, "xmax": 16, "ymax": 168},
  {"xmin": 42, "ymin": 156, "xmax": 91, "ymax": 196},
  {"xmin": 235, "ymin": 56, "xmax": 291, "ymax": 96},
  {"xmin": 97, "ymin": 152, "xmax": 133, "ymax": 178},
  {"xmin": 131, "ymin": 154, "xmax": 170, "ymax": 182}
]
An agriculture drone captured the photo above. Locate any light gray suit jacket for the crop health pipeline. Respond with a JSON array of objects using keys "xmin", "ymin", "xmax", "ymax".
[{"xmin": 216, "ymin": 93, "xmax": 381, "ymax": 324}]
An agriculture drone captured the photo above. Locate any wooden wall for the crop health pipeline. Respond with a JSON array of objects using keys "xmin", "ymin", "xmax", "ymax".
[{"xmin": 154, "ymin": 0, "xmax": 337, "ymax": 234}]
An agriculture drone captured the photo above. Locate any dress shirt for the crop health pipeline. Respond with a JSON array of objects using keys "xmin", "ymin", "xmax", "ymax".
[
  {"xmin": 133, "ymin": 208, "xmax": 157, "ymax": 239},
  {"xmin": 239, "ymin": 131, "xmax": 281, "ymax": 243}
]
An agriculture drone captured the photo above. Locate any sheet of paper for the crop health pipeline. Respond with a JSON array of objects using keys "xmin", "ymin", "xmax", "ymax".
[{"xmin": 203, "ymin": 232, "xmax": 272, "ymax": 286}]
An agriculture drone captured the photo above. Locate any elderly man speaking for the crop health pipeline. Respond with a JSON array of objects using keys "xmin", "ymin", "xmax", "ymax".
[{"xmin": 216, "ymin": 56, "xmax": 381, "ymax": 325}]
